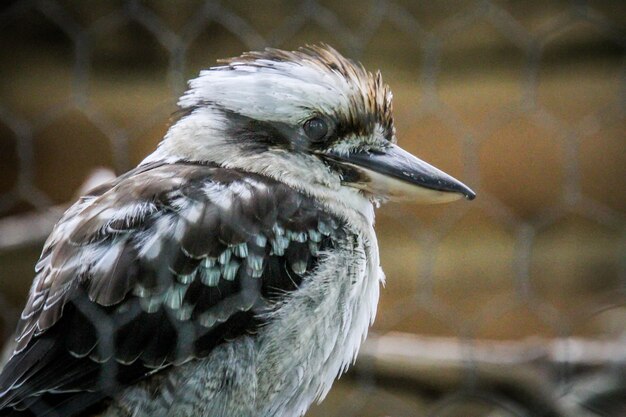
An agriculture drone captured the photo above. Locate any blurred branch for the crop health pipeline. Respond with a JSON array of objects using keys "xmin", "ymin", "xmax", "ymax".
[
  {"xmin": 356, "ymin": 332, "xmax": 625, "ymax": 417},
  {"xmin": 0, "ymin": 168, "xmax": 116, "ymax": 251},
  {"xmin": 357, "ymin": 332, "xmax": 625, "ymax": 391},
  {"xmin": 0, "ymin": 207, "xmax": 65, "ymax": 251},
  {"xmin": 361, "ymin": 332, "xmax": 626, "ymax": 370}
]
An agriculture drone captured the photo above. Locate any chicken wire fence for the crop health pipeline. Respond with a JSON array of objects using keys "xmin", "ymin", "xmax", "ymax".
[{"xmin": 0, "ymin": 0, "xmax": 625, "ymax": 416}]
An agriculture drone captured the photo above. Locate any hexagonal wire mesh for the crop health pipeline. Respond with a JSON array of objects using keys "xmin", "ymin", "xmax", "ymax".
[{"xmin": 0, "ymin": 0, "xmax": 624, "ymax": 416}]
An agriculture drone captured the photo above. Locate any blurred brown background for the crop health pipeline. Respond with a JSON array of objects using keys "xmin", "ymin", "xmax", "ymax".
[{"xmin": 0, "ymin": 1, "xmax": 624, "ymax": 416}]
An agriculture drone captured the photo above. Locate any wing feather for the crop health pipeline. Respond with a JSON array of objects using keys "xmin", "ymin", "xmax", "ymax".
[{"xmin": 0, "ymin": 162, "xmax": 342, "ymax": 416}]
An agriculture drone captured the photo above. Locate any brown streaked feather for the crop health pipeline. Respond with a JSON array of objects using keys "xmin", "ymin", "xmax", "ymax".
[{"xmin": 221, "ymin": 44, "xmax": 395, "ymax": 142}]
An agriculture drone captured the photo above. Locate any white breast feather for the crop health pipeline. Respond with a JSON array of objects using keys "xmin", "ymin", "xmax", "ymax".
[{"xmin": 254, "ymin": 211, "xmax": 381, "ymax": 417}]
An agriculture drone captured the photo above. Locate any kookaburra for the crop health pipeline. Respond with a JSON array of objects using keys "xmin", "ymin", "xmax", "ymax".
[{"xmin": 0, "ymin": 45, "xmax": 474, "ymax": 417}]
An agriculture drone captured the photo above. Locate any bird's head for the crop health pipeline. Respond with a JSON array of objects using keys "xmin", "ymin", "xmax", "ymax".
[{"xmin": 150, "ymin": 45, "xmax": 475, "ymax": 208}]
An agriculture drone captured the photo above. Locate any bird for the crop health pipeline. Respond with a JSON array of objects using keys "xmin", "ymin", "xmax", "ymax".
[{"xmin": 0, "ymin": 45, "xmax": 475, "ymax": 417}]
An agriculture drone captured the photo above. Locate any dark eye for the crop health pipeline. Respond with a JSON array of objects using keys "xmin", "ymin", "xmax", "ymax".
[{"xmin": 303, "ymin": 117, "xmax": 328, "ymax": 142}]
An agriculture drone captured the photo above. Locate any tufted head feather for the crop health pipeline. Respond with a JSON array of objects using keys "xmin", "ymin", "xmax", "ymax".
[{"xmin": 178, "ymin": 44, "xmax": 395, "ymax": 143}]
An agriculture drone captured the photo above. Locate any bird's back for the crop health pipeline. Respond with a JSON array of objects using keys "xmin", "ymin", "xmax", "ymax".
[{"xmin": 0, "ymin": 161, "xmax": 358, "ymax": 417}]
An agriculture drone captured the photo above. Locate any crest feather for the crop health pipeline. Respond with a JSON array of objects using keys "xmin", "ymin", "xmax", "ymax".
[{"xmin": 179, "ymin": 44, "xmax": 395, "ymax": 140}]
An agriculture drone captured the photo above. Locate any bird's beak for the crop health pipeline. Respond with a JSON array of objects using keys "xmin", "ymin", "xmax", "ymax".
[{"xmin": 323, "ymin": 144, "xmax": 476, "ymax": 203}]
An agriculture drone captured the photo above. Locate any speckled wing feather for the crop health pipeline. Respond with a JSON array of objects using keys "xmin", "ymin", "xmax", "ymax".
[{"xmin": 0, "ymin": 162, "xmax": 343, "ymax": 416}]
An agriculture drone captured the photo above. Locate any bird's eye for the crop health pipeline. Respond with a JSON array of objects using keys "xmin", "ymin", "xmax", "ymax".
[{"xmin": 303, "ymin": 117, "xmax": 328, "ymax": 142}]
